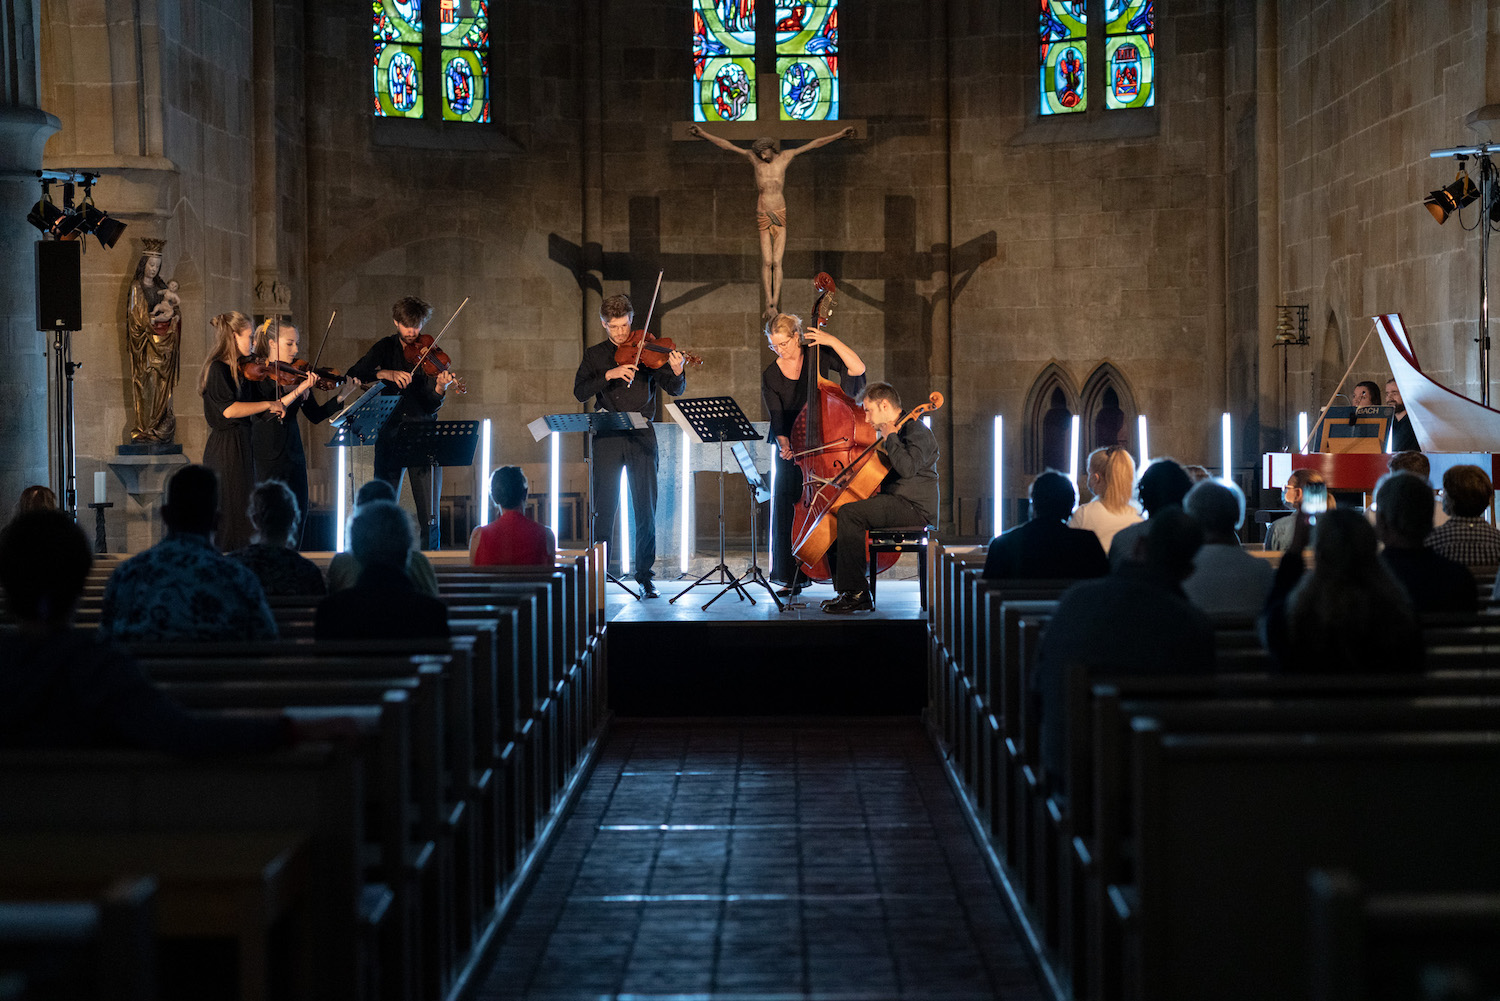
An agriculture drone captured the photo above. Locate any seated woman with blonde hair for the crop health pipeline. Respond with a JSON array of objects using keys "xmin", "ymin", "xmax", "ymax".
[{"xmin": 1068, "ymin": 445, "xmax": 1142, "ymax": 555}]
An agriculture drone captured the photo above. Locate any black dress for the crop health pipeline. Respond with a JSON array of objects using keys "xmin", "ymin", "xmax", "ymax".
[
  {"xmin": 760, "ymin": 349, "xmax": 865, "ymax": 585},
  {"xmin": 250, "ymin": 380, "xmax": 340, "ymax": 545},
  {"xmin": 201, "ymin": 360, "xmax": 257, "ymax": 552}
]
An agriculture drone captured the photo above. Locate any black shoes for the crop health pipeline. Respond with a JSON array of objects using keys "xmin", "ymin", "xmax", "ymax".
[
  {"xmin": 775, "ymin": 581, "xmax": 804, "ymax": 598},
  {"xmin": 638, "ymin": 580, "xmax": 660, "ymax": 599},
  {"xmin": 821, "ymin": 590, "xmax": 872, "ymax": 614}
]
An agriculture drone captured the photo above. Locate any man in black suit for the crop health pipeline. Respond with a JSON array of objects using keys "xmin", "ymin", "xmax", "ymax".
[{"xmin": 983, "ymin": 470, "xmax": 1109, "ymax": 580}]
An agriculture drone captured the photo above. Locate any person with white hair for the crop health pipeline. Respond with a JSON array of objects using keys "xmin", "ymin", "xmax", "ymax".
[
  {"xmin": 1181, "ymin": 478, "xmax": 1273, "ymax": 617},
  {"xmin": 315, "ymin": 500, "xmax": 448, "ymax": 641}
]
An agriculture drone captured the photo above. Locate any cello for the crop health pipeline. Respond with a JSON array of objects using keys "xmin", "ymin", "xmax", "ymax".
[{"xmin": 786, "ymin": 273, "xmax": 893, "ymax": 582}]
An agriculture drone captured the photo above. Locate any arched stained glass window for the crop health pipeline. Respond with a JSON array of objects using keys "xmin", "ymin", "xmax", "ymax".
[
  {"xmin": 1038, "ymin": 0, "xmax": 1155, "ymax": 117},
  {"xmin": 693, "ymin": 1, "xmax": 840, "ymax": 124},
  {"xmin": 374, "ymin": 0, "xmax": 490, "ymax": 123}
]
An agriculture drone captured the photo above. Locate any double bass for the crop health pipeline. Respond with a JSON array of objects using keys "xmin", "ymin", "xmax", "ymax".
[{"xmin": 786, "ymin": 274, "xmax": 908, "ymax": 582}]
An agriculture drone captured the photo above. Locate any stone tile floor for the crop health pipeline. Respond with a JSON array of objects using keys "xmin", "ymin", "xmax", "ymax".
[{"xmin": 479, "ymin": 718, "xmax": 1047, "ymax": 1000}]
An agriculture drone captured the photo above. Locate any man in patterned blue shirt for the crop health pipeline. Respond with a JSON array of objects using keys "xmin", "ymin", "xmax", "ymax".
[{"xmin": 99, "ymin": 464, "xmax": 277, "ymax": 642}]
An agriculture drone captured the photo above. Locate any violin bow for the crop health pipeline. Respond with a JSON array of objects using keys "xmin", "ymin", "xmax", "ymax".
[
  {"xmin": 628, "ymin": 270, "xmax": 666, "ymax": 376},
  {"xmin": 309, "ymin": 310, "xmax": 337, "ymax": 371},
  {"xmin": 408, "ymin": 296, "xmax": 470, "ymax": 377}
]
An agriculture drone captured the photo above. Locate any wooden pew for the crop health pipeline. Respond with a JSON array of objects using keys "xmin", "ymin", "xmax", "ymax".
[
  {"xmin": 1118, "ymin": 724, "xmax": 1500, "ymax": 1001},
  {"xmin": 0, "ymin": 875, "xmax": 156, "ymax": 1001}
]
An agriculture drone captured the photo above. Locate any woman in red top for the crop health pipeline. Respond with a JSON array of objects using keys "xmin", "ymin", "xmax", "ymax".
[{"xmin": 470, "ymin": 466, "xmax": 556, "ymax": 566}]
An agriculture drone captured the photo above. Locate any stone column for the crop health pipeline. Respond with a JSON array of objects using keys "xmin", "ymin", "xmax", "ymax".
[{"xmin": 0, "ymin": 0, "xmax": 62, "ymax": 509}]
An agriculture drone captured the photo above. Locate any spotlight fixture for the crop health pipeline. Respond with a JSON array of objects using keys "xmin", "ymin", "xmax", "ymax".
[
  {"xmin": 1424, "ymin": 171, "xmax": 1478, "ymax": 223},
  {"xmin": 24, "ymin": 171, "xmax": 126, "ymax": 250}
]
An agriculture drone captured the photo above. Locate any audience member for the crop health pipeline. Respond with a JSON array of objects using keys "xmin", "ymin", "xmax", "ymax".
[
  {"xmin": 99, "ymin": 465, "xmax": 277, "ymax": 643},
  {"xmin": 1264, "ymin": 468, "xmax": 1329, "ymax": 551},
  {"xmin": 1067, "ymin": 446, "xmax": 1141, "ymax": 555},
  {"xmin": 327, "ymin": 479, "xmax": 439, "ymax": 597},
  {"xmin": 1426, "ymin": 464, "xmax": 1500, "ymax": 574},
  {"xmin": 1372, "ymin": 471, "xmax": 1475, "ymax": 616},
  {"xmin": 1181, "ymin": 478, "xmax": 1274, "ymax": 617},
  {"xmin": 470, "ymin": 466, "xmax": 557, "ymax": 566},
  {"xmin": 1260, "ymin": 508, "xmax": 1421, "ymax": 673},
  {"xmin": 1, "ymin": 510, "xmax": 301, "ymax": 752},
  {"xmin": 1182, "ymin": 464, "xmax": 1211, "ymax": 484},
  {"xmin": 982, "ymin": 471, "xmax": 1107, "ymax": 580},
  {"xmin": 231, "ymin": 480, "xmax": 327, "ymax": 597},
  {"xmin": 13, "ymin": 484, "xmax": 57, "ymax": 519},
  {"xmin": 1386, "ymin": 451, "xmax": 1446, "ymax": 530},
  {"xmin": 1108, "ymin": 458, "xmax": 1193, "ymax": 568},
  {"xmin": 316, "ymin": 500, "xmax": 449, "ymax": 641},
  {"xmin": 1033, "ymin": 509, "xmax": 1214, "ymax": 794}
]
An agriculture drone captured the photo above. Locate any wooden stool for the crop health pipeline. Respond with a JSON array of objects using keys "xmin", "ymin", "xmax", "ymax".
[{"xmin": 867, "ymin": 525, "xmax": 934, "ymax": 609}]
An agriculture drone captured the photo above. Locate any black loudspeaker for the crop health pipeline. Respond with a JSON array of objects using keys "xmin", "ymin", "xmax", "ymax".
[{"xmin": 36, "ymin": 240, "xmax": 83, "ymax": 332}]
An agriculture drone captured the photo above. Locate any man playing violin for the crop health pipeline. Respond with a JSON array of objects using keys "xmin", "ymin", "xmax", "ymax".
[
  {"xmin": 822, "ymin": 382, "xmax": 939, "ymax": 614},
  {"xmin": 573, "ymin": 293, "xmax": 686, "ymax": 598},
  {"xmin": 346, "ymin": 296, "xmax": 458, "ymax": 549}
]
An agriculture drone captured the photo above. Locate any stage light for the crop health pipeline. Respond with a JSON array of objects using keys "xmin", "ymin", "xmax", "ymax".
[
  {"xmin": 679, "ymin": 426, "xmax": 691, "ymax": 575},
  {"xmin": 336, "ymin": 445, "xmax": 348, "ymax": 552},
  {"xmin": 477, "ymin": 418, "xmax": 492, "ymax": 528},
  {"xmin": 549, "ymin": 432, "xmax": 561, "ymax": 544},
  {"xmin": 1424, "ymin": 172, "xmax": 1478, "ymax": 223},
  {"xmin": 1137, "ymin": 415, "xmax": 1149, "ymax": 474},
  {"xmin": 1298, "ymin": 412, "xmax": 1309, "ymax": 454},
  {"xmin": 1221, "ymin": 413, "xmax": 1231, "ymax": 480},
  {"xmin": 992, "ymin": 415, "xmax": 1003, "ymax": 536},
  {"xmin": 1068, "ymin": 415, "xmax": 1081, "ymax": 490},
  {"xmin": 619, "ymin": 467, "xmax": 631, "ymax": 576},
  {"xmin": 82, "ymin": 206, "xmax": 127, "ymax": 249},
  {"xmin": 26, "ymin": 171, "xmax": 127, "ymax": 249}
]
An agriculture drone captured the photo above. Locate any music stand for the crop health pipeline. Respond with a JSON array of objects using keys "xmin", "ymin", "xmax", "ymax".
[
  {"xmin": 385, "ymin": 420, "xmax": 482, "ymax": 549},
  {"xmin": 664, "ymin": 396, "xmax": 763, "ymax": 608},
  {"xmin": 527, "ymin": 410, "xmax": 650, "ymax": 599},
  {"xmin": 1313, "ymin": 405, "xmax": 1395, "ymax": 454},
  {"xmin": 701, "ymin": 441, "xmax": 781, "ymax": 612},
  {"xmin": 325, "ymin": 385, "xmax": 400, "ymax": 447}
]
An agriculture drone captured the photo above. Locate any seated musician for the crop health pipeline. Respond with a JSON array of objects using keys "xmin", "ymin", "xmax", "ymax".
[
  {"xmin": 316, "ymin": 500, "xmax": 449, "ymax": 641},
  {"xmin": 0, "ymin": 510, "xmax": 339, "ymax": 753},
  {"xmin": 821, "ymin": 382, "xmax": 938, "ymax": 614},
  {"xmin": 99, "ymin": 464, "xmax": 277, "ymax": 643},
  {"xmin": 469, "ymin": 466, "xmax": 556, "ymax": 566},
  {"xmin": 982, "ymin": 471, "xmax": 1107, "ymax": 581}
]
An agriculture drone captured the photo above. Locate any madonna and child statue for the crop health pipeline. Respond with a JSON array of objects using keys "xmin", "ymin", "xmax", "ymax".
[{"xmin": 125, "ymin": 238, "xmax": 182, "ymax": 451}]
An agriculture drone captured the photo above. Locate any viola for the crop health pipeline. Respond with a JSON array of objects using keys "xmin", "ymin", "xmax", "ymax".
[
  {"xmin": 240, "ymin": 357, "xmax": 345, "ymax": 392},
  {"xmin": 613, "ymin": 330, "xmax": 704, "ymax": 371},
  {"xmin": 402, "ymin": 332, "xmax": 467, "ymax": 394}
]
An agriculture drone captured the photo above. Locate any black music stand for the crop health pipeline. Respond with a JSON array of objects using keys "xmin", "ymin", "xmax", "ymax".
[
  {"xmin": 325, "ymin": 385, "xmax": 400, "ymax": 447},
  {"xmin": 527, "ymin": 410, "xmax": 650, "ymax": 599},
  {"xmin": 385, "ymin": 420, "xmax": 481, "ymax": 549},
  {"xmin": 702, "ymin": 441, "xmax": 781, "ymax": 612},
  {"xmin": 665, "ymin": 396, "xmax": 763, "ymax": 608}
]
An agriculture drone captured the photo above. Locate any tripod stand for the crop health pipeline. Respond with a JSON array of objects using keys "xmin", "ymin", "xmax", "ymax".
[
  {"xmin": 702, "ymin": 441, "xmax": 780, "ymax": 611},
  {"xmin": 664, "ymin": 396, "xmax": 764, "ymax": 608},
  {"xmin": 528, "ymin": 409, "xmax": 650, "ymax": 599}
]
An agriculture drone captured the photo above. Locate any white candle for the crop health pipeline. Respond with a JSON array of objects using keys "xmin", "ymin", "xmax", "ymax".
[{"xmin": 94, "ymin": 471, "xmax": 106, "ymax": 504}]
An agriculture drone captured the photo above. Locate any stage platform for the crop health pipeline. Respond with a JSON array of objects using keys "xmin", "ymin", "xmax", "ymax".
[{"xmin": 602, "ymin": 564, "xmax": 929, "ymax": 718}]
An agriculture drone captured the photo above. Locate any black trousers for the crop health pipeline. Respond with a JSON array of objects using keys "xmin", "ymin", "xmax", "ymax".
[
  {"xmin": 769, "ymin": 452, "xmax": 805, "ymax": 586},
  {"xmin": 374, "ymin": 417, "xmax": 441, "ymax": 550},
  {"xmin": 830, "ymin": 492, "xmax": 927, "ymax": 594},
  {"xmin": 591, "ymin": 429, "xmax": 658, "ymax": 582}
]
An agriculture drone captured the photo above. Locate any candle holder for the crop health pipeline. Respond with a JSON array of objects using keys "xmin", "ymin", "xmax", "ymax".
[{"xmin": 86, "ymin": 501, "xmax": 113, "ymax": 554}]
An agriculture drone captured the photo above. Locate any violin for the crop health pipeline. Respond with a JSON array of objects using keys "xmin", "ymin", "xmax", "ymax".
[
  {"xmin": 240, "ymin": 357, "xmax": 345, "ymax": 392},
  {"xmin": 401, "ymin": 301, "xmax": 468, "ymax": 394},
  {"xmin": 613, "ymin": 330, "xmax": 703, "ymax": 371}
]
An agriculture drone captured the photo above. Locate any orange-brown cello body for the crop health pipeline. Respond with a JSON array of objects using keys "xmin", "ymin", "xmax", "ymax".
[{"xmin": 788, "ymin": 274, "xmax": 899, "ymax": 583}]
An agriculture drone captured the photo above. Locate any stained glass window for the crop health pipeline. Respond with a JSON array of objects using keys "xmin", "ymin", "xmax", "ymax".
[
  {"xmin": 441, "ymin": 0, "xmax": 489, "ymax": 122},
  {"xmin": 694, "ymin": 1, "xmax": 758, "ymax": 122},
  {"xmin": 374, "ymin": 0, "xmax": 424, "ymax": 118},
  {"xmin": 373, "ymin": 0, "xmax": 489, "ymax": 123},
  {"xmin": 692, "ymin": 1, "xmax": 840, "ymax": 123},
  {"xmin": 1104, "ymin": 0, "xmax": 1153, "ymax": 110},
  {"xmin": 776, "ymin": 2, "xmax": 838, "ymax": 121},
  {"xmin": 1039, "ymin": 1, "xmax": 1086, "ymax": 116}
]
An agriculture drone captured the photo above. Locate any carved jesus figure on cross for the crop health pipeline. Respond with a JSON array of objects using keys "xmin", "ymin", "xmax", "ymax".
[{"xmin": 688, "ymin": 123, "xmax": 855, "ymax": 318}]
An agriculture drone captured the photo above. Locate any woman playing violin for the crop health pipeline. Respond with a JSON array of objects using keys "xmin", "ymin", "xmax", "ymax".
[
  {"xmin": 760, "ymin": 312, "xmax": 866, "ymax": 596},
  {"xmin": 249, "ymin": 316, "xmax": 341, "ymax": 547},
  {"xmin": 197, "ymin": 311, "xmax": 286, "ymax": 552},
  {"xmin": 345, "ymin": 296, "xmax": 458, "ymax": 550}
]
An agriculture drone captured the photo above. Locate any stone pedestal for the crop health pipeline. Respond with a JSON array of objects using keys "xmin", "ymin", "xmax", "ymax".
[{"xmin": 108, "ymin": 451, "xmax": 189, "ymax": 553}]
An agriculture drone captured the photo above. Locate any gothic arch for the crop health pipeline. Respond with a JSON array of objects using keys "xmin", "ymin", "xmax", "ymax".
[
  {"xmin": 1080, "ymin": 363, "xmax": 1138, "ymax": 457},
  {"xmin": 1318, "ymin": 308, "xmax": 1345, "ymax": 407},
  {"xmin": 1022, "ymin": 363, "xmax": 1080, "ymax": 475}
]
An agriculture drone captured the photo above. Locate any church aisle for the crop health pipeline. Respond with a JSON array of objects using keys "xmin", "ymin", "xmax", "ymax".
[{"xmin": 479, "ymin": 718, "xmax": 1048, "ymax": 1000}]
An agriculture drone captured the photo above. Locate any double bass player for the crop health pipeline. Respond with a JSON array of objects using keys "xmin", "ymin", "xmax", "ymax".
[{"xmin": 820, "ymin": 382, "xmax": 940, "ymax": 614}]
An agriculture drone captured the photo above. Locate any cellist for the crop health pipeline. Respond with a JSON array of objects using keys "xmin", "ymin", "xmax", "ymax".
[
  {"xmin": 760, "ymin": 311, "xmax": 866, "ymax": 597},
  {"xmin": 821, "ymin": 382, "xmax": 940, "ymax": 614}
]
